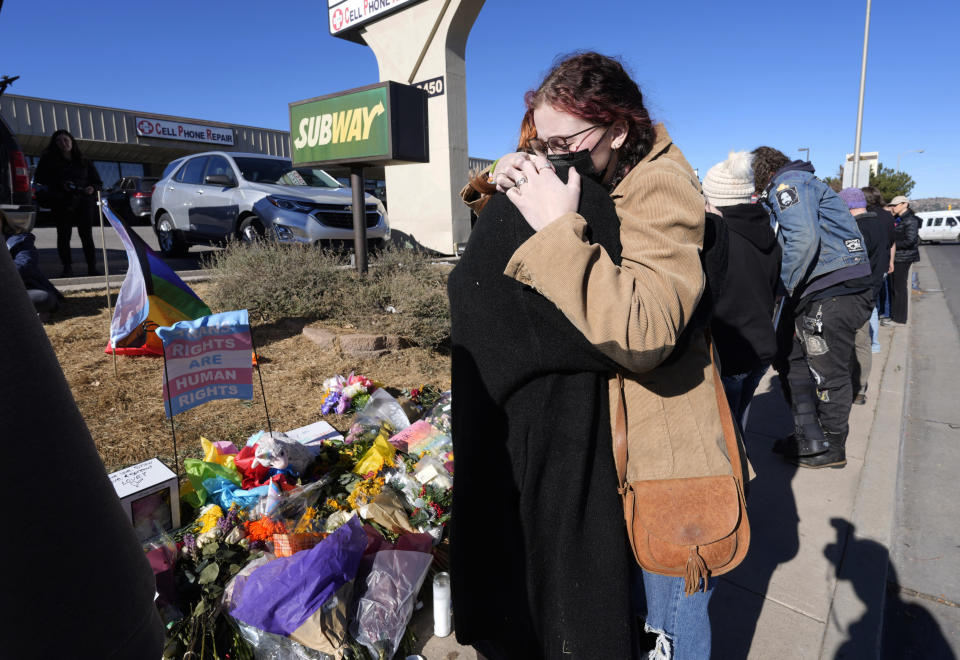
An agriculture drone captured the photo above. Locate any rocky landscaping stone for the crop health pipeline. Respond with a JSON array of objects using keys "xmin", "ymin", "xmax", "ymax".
[
  {"xmin": 302, "ymin": 326, "xmax": 337, "ymax": 349},
  {"xmin": 339, "ymin": 333, "xmax": 408, "ymax": 355}
]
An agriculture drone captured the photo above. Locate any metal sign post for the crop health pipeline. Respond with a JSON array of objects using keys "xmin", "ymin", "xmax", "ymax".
[{"xmin": 351, "ymin": 166, "xmax": 368, "ymax": 273}]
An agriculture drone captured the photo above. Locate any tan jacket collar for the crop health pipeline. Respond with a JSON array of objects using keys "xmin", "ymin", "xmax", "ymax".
[{"xmin": 638, "ymin": 123, "xmax": 673, "ymax": 166}]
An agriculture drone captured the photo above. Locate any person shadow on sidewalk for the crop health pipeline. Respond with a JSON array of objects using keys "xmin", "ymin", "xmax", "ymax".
[
  {"xmin": 824, "ymin": 518, "xmax": 956, "ymax": 660},
  {"xmin": 709, "ymin": 374, "xmax": 801, "ymax": 657}
]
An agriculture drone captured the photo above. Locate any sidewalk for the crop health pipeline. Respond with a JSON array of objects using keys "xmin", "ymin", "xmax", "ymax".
[{"xmin": 710, "ymin": 310, "xmax": 908, "ymax": 658}]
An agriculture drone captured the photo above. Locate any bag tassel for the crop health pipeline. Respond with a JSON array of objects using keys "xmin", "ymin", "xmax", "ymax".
[{"xmin": 684, "ymin": 546, "xmax": 709, "ymax": 596}]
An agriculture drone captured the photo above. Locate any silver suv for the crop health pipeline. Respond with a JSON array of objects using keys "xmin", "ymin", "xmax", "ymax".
[{"xmin": 150, "ymin": 151, "xmax": 389, "ymax": 257}]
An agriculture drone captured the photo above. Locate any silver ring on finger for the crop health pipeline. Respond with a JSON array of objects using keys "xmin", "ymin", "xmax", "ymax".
[{"xmin": 515, "ymin": 176, "xmax": 528, "ymax": 186}]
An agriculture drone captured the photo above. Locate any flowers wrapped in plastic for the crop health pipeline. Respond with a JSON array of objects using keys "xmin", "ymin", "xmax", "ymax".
[
  {"xmin": 350, "ymin": 531, "xmax": 435, "ymax": 660},
  {"xmin": 320, "ymin": 373, "xmax": 377, "ymax": 416},
  {"xmin": 226, "ymin": 516, "xmax": 368, "ymax": 656}
]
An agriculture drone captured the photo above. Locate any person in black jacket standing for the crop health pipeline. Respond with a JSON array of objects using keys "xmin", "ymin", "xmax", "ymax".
[
  {"xmin": 839, "ymin": 188, "xmax": 890, "ymax": 405},
  {"xmin": 33, "ymin": 129, "xmax": 101, "ymax": 277},
  {"xmin": 886, "ymin": 195, "xmax": 920, "ymax": 325},
  {"xmin": 449, "ymin": 161, "xmax": 637, "ymax": 660},
  {"xmin": 701, "ymin": 151, "xmax": 782, "ymax": 431},
  {"xmin": 862, "ymin": 186, "xmax": 896, "ymax": 352}
]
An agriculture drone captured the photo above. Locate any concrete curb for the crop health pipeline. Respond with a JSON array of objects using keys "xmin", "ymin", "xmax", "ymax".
[
  {"xmin": 819, "ymin": 282, "xmax": 913, "ymax": 658},
  {"xmin": 50, "ymin": 257, "xmax": 457, "ymax": 294},
  {"xmin": 53, "ymin": 270, "xmax": 209, "ymax": 293}
]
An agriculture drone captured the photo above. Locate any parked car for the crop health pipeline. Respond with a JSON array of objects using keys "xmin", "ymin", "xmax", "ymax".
[
  {"xmin": 150, "ymin": 151, "xmax": 389, "ymax": 257},
  {"xmin": 0, "ymin": 82, "xmax": 35, "ymax": 234},
  {"xmin": 915, "ymin": 210, "xmax": 960, "ymax": 243},
  {"xmin": 103, "ymin": 176, "xmax": 159, "ymax": 223}
]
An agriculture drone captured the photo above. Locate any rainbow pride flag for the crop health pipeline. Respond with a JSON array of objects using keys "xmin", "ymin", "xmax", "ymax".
[{"xmin": 102, "ymin": 203, "xmax": 211, "ymax": 356}]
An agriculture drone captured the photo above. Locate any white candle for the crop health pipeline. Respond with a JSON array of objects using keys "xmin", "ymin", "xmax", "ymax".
[{"xmin": 433, "ymin": 571, "xmax": 452, "ymax": 637}]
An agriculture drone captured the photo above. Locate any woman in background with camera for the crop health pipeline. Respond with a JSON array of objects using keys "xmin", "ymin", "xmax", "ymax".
[{"xmin": 34, "ymin": 129, "xmax": 101, "ymax": 277}]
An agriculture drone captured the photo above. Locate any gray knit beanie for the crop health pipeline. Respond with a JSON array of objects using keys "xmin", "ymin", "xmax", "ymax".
[{"xmin": 702, "ymin": 151, "xmax": 755, "ymax": 207}]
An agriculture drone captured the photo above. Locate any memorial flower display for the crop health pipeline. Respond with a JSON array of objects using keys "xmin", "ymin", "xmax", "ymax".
[{"xmin": 151, "ymin": 383, "xmax": 454, "ymax": 659}]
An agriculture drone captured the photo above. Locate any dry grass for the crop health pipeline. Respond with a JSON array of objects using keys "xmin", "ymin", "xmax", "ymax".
[
  {"xmin": 204, "ymin": 243, "xmax": 453, "ymax": 351},
  {"xmin": 45, "ymin": 283, "xmax": 450, "ymax": 473}
]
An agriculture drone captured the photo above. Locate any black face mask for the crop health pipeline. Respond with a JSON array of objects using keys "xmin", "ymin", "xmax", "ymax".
[{"xmin": 546, "ymin": 149, "xmax": 606, "ymax": 184}]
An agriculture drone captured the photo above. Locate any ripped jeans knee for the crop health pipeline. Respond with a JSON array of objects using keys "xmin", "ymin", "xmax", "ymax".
[
  {"xmin": 644, "ymin": 621, "xmax": 673, "ymax": 660},
  {"xmin": 633, "ymin": 567, "xmax": 714, "ymax": 660}
]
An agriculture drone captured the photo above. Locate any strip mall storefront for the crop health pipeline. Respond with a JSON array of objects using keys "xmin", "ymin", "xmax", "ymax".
[
  {"xmin": 0, "ymin": 94, "xmax": 290, "ymax": 189},
  {"xmin": 1, "ymin": 93, "xmax": 491, "ymax": 210}
]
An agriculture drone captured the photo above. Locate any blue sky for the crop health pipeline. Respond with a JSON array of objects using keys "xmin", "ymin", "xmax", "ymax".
[{"xmin": 1, "ymin": 0, "xmax": 956, "ymax": 197}]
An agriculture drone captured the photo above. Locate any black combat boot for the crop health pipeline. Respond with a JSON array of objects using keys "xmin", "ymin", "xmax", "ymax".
[
  {"xmin": 775, "ymin": 372, "xmax": 829, "ymax": 457},
  {"xmin": 793, "ymin": 430, "xmax": 847, "ymax": 469},
  {"xmin": 774, "ymin": 426, "xmax": 830, "ymax": 457}
]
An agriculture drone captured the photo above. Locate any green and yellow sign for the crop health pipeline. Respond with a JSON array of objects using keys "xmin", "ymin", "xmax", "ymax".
[{"xmin": 289, "ymin": 81, "xmax": 428, "ymax": 167}]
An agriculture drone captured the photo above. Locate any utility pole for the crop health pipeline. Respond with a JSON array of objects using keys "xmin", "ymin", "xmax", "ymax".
[{"xmin": 851, "ymin": 0, "xmax": 872, "ymax": 187}]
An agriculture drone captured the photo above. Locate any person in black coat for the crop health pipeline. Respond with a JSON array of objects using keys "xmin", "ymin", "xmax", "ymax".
[
  {"xmin": 886, "ymin": 195, "xmax": 920, "ymax": 324},
  {"xmin": 701, "ymin": 151, "xmax": 782, "ymax": 431},
  {"xmin": 861, "ymin": 186, "xmax": 895, "ymax": 352},
  {"xmin": 840, "ymin": 187, "xmax": 890, "ymax": 404},
  {"xmin": 448, "ymin": 160, "xmax": 637, "ymax": 659},
  {"xmin": 33, "ymin": 129, "xmax": 102, "ymax": 277},
  {"xmin": 0, "ymin": 245, "xmax": 166, "ymax": 659}
]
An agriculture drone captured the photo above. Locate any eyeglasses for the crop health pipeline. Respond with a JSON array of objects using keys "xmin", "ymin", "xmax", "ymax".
[{"xmin": 529, "ymin": 124, "xmax": 608, "ymax": 154}]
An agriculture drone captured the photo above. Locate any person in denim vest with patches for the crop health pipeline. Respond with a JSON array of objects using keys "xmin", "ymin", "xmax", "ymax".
[{"xmin": 753, "ymin": 147, "xmax": 874, "ymax": 469}]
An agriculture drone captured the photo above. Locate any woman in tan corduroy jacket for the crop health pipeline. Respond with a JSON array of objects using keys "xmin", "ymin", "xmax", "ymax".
[{"xmin": 478, "ymin": 52, "xmax": 739, "ymax": 659}]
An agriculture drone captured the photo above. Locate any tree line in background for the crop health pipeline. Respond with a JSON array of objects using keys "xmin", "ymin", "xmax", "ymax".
[{"xmin": 823, "ymin": 163, "xmax": 916, "ymax": 201}]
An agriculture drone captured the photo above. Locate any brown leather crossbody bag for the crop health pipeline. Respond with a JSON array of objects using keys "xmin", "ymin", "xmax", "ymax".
[{"xmin": 613, "ymin": 331, "xmax": 750, "ymax": 595}]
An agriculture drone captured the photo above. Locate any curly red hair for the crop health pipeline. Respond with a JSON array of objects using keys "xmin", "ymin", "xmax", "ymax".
[{"xmin": 525, "ymin": 52, "xmax": 655, "ymax": 186}]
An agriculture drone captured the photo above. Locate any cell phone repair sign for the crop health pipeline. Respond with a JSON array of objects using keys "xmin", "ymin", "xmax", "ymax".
[
  {"xmin": 328, "ymin": 0, "xmax": 425, "ymax": 37},
  {"xmin": 136, "ymin": 117, "xmax": 234, "ymax": 145}
]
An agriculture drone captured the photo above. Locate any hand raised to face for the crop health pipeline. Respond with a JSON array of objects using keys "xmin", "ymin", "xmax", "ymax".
[{"xmin": 505, "ymin": 158, "xmax": 580, "ymax": 232}]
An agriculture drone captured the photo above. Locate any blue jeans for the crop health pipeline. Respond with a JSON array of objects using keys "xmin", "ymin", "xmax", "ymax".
[
  {"xmin": 633, "ymin": 567, "xmax": 714, "ymax": 659},
  {"xmin": 868, "ymin": 306, "xmax": 881, "ymax": 352},
  {"xmin": 721, "ymin": 364, "xmax": 769, "ymax": 432},
  {"xmin": 878, "ymin": 277, "xmax": 891, "ymax": 317}
]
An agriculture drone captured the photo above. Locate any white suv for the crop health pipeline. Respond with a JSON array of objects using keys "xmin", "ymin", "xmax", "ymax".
[{"xmin": 150, "ymin": 151, "xmax": 389, "ymax": 257}]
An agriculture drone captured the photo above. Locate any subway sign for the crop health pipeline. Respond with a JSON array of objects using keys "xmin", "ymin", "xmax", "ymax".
[
  {"xmin": 135, "ymin": 117, "xmax": 235, "ymax": 146},
  {"xmin": 289, "ymin": 81, "xmax": 428, "ymax": 167}
]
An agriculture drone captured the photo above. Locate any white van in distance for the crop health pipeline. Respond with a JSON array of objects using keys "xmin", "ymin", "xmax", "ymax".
[{"xmin": 915, "ymin": 210, "xmax": 960, "ymax": 243}]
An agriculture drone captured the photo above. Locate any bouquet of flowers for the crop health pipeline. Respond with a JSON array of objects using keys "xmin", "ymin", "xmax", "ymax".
[
  {"xmin": 320, "ymin": 372, "xmax": 376, "ymax": 415},
  {"xmin": 165, "ymin": 506, "xmax": 256, "ymax": 659},
  {"xmin": 408, "ymin": 483, "xmax": 453, "ymax": 529}
]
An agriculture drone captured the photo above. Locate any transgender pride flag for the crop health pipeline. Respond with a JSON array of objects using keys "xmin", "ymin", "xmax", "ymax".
[{"xmin": 156, "ymin": 310, "xmax": 254, "ymax": 417}]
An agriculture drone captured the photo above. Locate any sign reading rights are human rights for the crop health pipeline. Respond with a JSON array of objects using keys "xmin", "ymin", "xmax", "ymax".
[
  {"xmin": 289, "ymin": 82, "xmax": 428, "ymax": 168},
  {"xmin": 156, "ymin": 310, "xmax": 253, "ymax": 417}
]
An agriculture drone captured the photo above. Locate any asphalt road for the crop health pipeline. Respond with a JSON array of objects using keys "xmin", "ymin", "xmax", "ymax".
[
  {"xmin": 31, "ymin": 215, "xmax": 218, "ymax": 285},
  {"xmin": 882, "ymin": 243, "xmax": 960, "ymax": 658}
]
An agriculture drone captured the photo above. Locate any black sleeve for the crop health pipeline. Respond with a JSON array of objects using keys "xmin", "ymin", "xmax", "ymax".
[
  {"xmin": 903, "ymin": 217, "xmax": 919, "ymax": 251},
  {"xmin": 86, "ymin": 160, "xmax": 102, "ymax": 189},
  {"xmin": 33, "ymin": 154, "xmax": 52, "ymax": 186}
]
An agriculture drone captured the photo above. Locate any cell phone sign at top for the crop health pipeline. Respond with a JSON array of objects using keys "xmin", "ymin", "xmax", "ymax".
[{"xmin": 413, "ymin": 76, "xmax": 445, "ymax": 98}]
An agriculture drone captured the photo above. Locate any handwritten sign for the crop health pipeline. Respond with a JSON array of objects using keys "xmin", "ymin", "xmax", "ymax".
[{"xmin": 156, "ymin": 310, "xmax": 253, "ymax": 417}]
